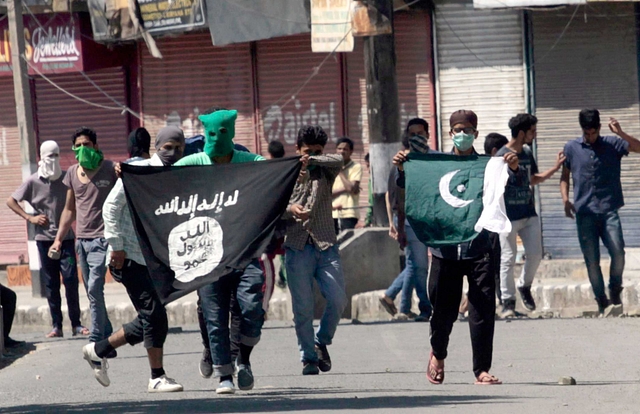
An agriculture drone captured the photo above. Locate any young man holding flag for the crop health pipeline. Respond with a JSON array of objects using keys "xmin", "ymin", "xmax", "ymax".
[
  {"xmin": 175, "ymin": 109, "xmax": 265, "ymax": 394},
  {"xmin": 394, "ymin": 110, "xmax": 518, "ymax": 386}
]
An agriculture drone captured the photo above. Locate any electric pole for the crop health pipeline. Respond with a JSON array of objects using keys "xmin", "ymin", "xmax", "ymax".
[{"xmin": 363, "ymin": 0, "xmax": 400, "ymax": 227}]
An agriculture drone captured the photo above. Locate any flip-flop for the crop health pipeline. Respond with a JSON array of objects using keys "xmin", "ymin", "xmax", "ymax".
[
  {"xmin": 379, "ymin": 297, "xmax": 398, "ymax": 316},
  {"xmin": 474, "ymin": 372, "xmax": 502, "ymax": 385},
  {"xmin": 426, "ymin": 351, "xmax": 444, "ymax": 384}
]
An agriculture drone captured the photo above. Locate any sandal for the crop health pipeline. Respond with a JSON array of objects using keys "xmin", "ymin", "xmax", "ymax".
[
  {"xmin": 426, "ymin": 351, "xmax": 444, "ymax": 384},
  {"xmin": 474, "ymin": 372, "xmax": 502, "ymax": 385},
  {"xmin": 45, "ymin": 328, "xmax": 63, "ymax": 338},
  {"xmin": 379, "ymin": 296, "xmax": 398, "ymax": 316},
  {"xmin": 72, "ymin": 326, "xmax": 90, "ymax": 337}
]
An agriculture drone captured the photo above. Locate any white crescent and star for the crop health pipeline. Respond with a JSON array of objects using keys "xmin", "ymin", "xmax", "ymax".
[{"xmin": 439, "ymin": 170, "xmax": 474, "ymax": 208}]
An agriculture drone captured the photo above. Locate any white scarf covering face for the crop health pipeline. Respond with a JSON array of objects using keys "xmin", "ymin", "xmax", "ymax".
[{"xmin": 38, "ymin": 140, "xmax": 62, "ymax": 181}]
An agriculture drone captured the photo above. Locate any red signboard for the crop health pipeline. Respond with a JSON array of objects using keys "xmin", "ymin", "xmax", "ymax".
[{"xmin": 0, "ymin": 13, "xmax": 86, "ymax": 76}]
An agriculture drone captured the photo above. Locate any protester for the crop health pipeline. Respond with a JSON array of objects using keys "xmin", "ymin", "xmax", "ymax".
[
  {"xmin": 125, "ymin": 127, "xmax": 151, "ymax": 163},
  {"xmin": 268, "ymin": 140, "xmax": 286, "ymax": 159},
  {"xmin": 1, "ymin": 283, "xmax": 24, "ymax": 348},
  {"xmin": 284, "ymin": 125, "xmax": 347, "ymax": 376},
  {"xmin": 80, "ymin": 126, "xmax": 186, "ymax": 392},
  {"xmin": 497, "ymin": 115, "xmax": 565, "ymax": 317},
  {"xmin": 394, "ymin": 110, "xmax": 518, "ymax": 385},
  {"xmin": 176, "ymin": 109, "xmax": 266, "ymax": 394},
  {"xmin": 7, "ymin": 141, "xmax": 87, "ymax": 338},
  {"xmin": 332, "ymin": 137, "xmax": 363, "ymax": 233},
  {"xmin": 50, "ymin": 127, "xmax": 117, "ymax": 349},
  {"xmin": 561, "ymin": 109, "xmax": 640, "ymax": 316},
  {"xmin": 380, "ymin": 118, "xmax": 433, "ymax": 322}
]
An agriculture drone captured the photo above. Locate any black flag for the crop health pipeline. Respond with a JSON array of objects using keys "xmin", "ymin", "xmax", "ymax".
[{"xmin": 121, "ymin": 157, "xmax": 301, "ymax": 303}]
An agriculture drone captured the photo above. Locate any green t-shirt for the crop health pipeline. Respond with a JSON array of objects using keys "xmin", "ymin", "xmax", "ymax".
[{"xmin": 175, "ymin": 150, "xmax": 265, "ymax": 166}]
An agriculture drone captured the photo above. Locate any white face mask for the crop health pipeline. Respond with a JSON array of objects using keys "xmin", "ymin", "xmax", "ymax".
[{"xmin": 38, "ymin": 141, "xmax": 62, "ymax": 181}]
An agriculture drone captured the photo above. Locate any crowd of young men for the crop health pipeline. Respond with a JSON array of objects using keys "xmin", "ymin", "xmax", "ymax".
[{"xmin": 5, "ymin": 105, "xmax": 639, "ymax": 391}]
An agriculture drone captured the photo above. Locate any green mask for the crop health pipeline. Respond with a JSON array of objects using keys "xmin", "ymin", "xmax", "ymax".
[
  {"xmin": 200, "ymin": 110, "xmax": 237, "ymax": 158},
  {"xmin": 73, "ymin": 146, "xmax": 104, "ymax": 170}
]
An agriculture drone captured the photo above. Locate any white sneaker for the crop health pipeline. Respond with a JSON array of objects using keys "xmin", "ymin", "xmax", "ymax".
[
  {"xmin": 216, "ymin": 379, "xmax": 235, "ymax": 395},
  {"xmin": 82, "ymin": 343, "xmax": 110, "ymax": 387},
  {"xmin": 148, "ymin": 375, "xmax": 184, "ymax": 393}
]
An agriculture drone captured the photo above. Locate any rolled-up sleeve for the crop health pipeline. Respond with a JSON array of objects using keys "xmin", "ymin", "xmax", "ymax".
[{"xmin": 102, "ymin": 179, "xmax": 126, "ymax": 251}]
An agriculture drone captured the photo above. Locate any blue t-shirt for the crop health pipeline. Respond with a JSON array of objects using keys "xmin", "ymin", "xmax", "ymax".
[
  {"xmin": 563, "ymin": 135, "xmax": 629, "ymax": 214},
  {"xmin": 496, "ymin": 145, "xmax": 538, "ymax": 221}
]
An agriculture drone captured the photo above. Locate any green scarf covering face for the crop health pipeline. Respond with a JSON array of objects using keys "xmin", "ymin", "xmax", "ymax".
[
  {"xmin": 199, "ymin": 110, "xmax": 238, "ymax": 158},
  {"xmin": 73, "ymin": 146, "xmax": 104, "ymax": 170}
]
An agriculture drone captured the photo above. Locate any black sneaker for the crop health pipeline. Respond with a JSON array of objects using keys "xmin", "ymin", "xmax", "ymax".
[
  {"xmin": 105, "ymin": 349, "xmax": 118, "ymax": 359},
  {"xmin": 596, "ymin": 296, "xmax": 610, "ymax": 315},
  {"xmin": 518, "ymin": 286, "xmax": 536, "ymax": 311},
  {"xmin": 4, "ymin": 337, "xmax": 26, "ymax": 348},
  {"xmin": 199, "ymin": 348, "xmax": 213, "ymax": 379},
  {"xmin": 302, "ymin": 361, "xmax": 319, "ymax": 375},
  {"xmin": 315, "ymin": 343, "xmax": 331, "ymax": 372},
  {"xmin": 610, "ymin": 287, "xmax": 623, "ymax": 306},
  {"xmin": 500, "ymin": 299, "xmax": 516, "ymax": 318}
]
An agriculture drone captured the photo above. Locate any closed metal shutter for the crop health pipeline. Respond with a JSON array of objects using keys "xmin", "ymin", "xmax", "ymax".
[
  {"xmin": 434, "ymin": 1, "xmax": 526, "ymax": 152},
  {"xmin": 344, "ymin": 10, "xmax": 436, "ymax": 211},
  {"xmin": 34, "ymin": 67, "xmax": 130, "ymax": 169},
  {"xmin": 140, "ymin": 33, "xmax": 255, "ymax": 152},
  {"xmin": 256, "ymin": 33, "xmax": 344, "ymax": 156},
  {"xmin": 533, "ymin": 3, "xmax": 640, "ymax": 258},
  {"xmin": 0, "ymin": 79, "xmax": 27, "ymax": 264}
]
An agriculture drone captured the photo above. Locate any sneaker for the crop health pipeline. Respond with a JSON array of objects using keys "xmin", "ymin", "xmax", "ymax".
[
  {"xmin": 199, "ymin": 348, "xmax": 213, "ymax": 379},
  {"xmin": 216, "ymin": 379, "xmax": 236, "ymax": 394},
  {"xmin": 518, "ymin": 286, "xmax": 536, "ymax": 311},
  {"xmin": 236, "ymin": 362, "xmax": 255, "ymax": 391},
  {"xmin": 302, "ymin": 361, "xmax": 319, "ymax": 375},
  {"xmin": 105, "ymin": 349, "xmax": 118, "ymax": 359},
  {"xmin": 148, "ymin": 375, "xmax": 183, "ymax": 393},
  {"xmin": 500, "ymin": 299, "xmax": 516, "ymax": 319},
  {"xmin": 315, "ymin": 343, "xmax": 331, "ymax": 372},
  {"xmin": 392, "ymin": 312, "xmax": 411, "ymax": 321},
  {"xmin": 4, "ymin": 337, "xmax": 26, "ymax": 348},
  {"xmin": 610, "ymin": 287, "xmax": 623, "ymax": 306},
  {"xmin": 596, "ymin": 296, "xmax": 611, "ymax": 316},
  {"xmin": 82, "ymin": 343, "xmax": 110, "ymax": 387},
  {"xmin": 415, "ymin": 313, "xmax": 431, "ymax": 322},
  {"xmin": 378, "ymin": 296, "xmax": 398, "ymax": 316},
  {"xmin": 46, "ymin": 328, "xmax": 63, "ymax": 338},
  {"xmin": 603, "ymin": 304, "xmax": 623, "ymax": 318}
]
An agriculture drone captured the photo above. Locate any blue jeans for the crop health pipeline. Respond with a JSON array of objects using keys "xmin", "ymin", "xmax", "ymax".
[
  {"xmin": 76, "ymin": 238, "xmax": 112, "ymax": 342},
  {"xmin": 286, "ymin": 244, "xmax": 347, "ymax": 363},
  {"xmin": 385, "ymin": 219, "xmax": 432, "ymax": 316},
  {"xmin": 37, "ymin": 239, "xmax": 82, "ymax": 329},
  {"xmin": 199, "ymin": 259, "xmax": 265, "ymax": 377},
  {"xmin": 576, "ymin": 211, "xmax": 625, "ymax": 302}
]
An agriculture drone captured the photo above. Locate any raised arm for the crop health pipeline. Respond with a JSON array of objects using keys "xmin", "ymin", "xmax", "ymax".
[
  {"xmin": 531, "ymin": 151, "xmax": 566, "ymax": 186},
  {"xmin": 609, "ymin": 117, "xmax": 640, "ymax": 153}
]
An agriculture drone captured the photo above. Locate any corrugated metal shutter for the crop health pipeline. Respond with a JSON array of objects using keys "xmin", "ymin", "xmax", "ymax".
[
  {"xmin": 533, "ymin": 3, "xmax": 640, "ymax": 258},
  {"xmin": 0, "ymin": 79, "xmax": 27, "ymax": 264},
  {"xmin": 345, "ymin": 10, "xmax": 435, "ymax": 212},
  {"xmin": 34, "ymin": 67, "xmax": 130, "ymax": 168},
  {"xmin": 434, "ymin": 1, "xmax": 526, "ymax": 152},
  {"xmin": 256, "ymin": 33, "xmax": 344, "ymax": 156},
  {"xmin": 140, "ymin": 33, "xmax": 255, "ymax": 152}
]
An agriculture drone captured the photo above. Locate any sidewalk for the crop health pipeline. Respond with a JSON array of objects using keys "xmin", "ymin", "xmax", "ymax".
[{"xmin": 6, "ymin": 248, "xmax": 640, "ymax": 332}]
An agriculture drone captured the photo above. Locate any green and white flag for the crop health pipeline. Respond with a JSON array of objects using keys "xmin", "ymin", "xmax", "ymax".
[{"xmin": 404, "ymin": 153, "xmax": 511, "ymax": 247}]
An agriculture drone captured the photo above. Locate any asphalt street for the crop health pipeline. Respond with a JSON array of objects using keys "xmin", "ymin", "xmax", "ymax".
[{"xmin": 1, "ymin": 318, "xmax": 639, "ymax": 413}]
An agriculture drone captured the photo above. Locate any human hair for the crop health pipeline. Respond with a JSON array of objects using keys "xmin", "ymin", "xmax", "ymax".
[
  {"xmin": 268, "ymin": 140, "xmax": 285, "ymax": 158},
  {"xmin": 201, "ymin": 106, "xmax": 227, "ymax": 116},
  {"xmin": 405, "ymin": 118, "xmax": 429, "ymax": 135},
  {"xmin": 296, "ymin": 125, "xmax": 328, "ymax": 148},
  {"xmin": 336, "ymin": 136, "xmax": 354, "ymax": 151},
  {"xmin": 364, "ymin": 152, "xmax": 369, "ymax": 163},
  {"xmin": 72, "ymin": 127, "xmax": 97, "ymax": 145},
  {"xmin": 129, "ymin": 127, "xmax": 151, "ymax": 156},
  {"xmin": 508, "ymin": 114, "xmax": 538, "ymax": 138},
  {"xmin": 579, "ymin": 109, "xmax": 601, "ymax": 130},
  {"xmin": 484, "ymin": 133, "xmax": 508, "ymax": 155}
]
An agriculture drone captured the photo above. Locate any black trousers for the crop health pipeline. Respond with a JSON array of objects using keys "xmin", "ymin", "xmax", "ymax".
[
  {"xmin": 1, "ymin": 283, "xmax": 17, "ymax": 340},
  {"xmin": 197, "ymin": 291, "xmax": 243, "ymax": 361},
  {"xmin": 334, "ymin": 218, "xmax": 358, "ymax": 235},
  {"xmin": 429, "ymin": 253, "xmax": 496, "ymax": 378},
  {"xmin": 110, "ymin": 260, "xmax": 168, "ymax": 349}
]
